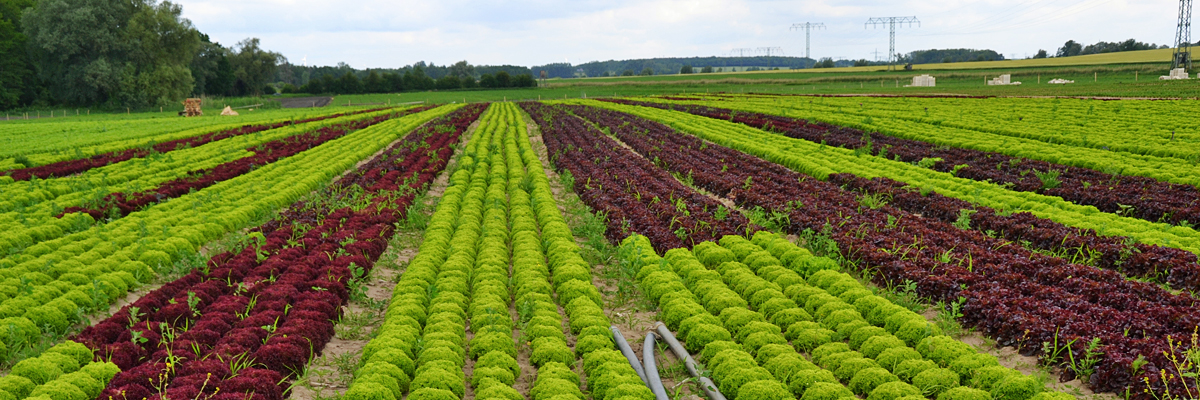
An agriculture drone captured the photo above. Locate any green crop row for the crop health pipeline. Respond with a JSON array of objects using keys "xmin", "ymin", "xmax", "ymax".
[
  {"xmin": 0, "ymin": 341, "xmax": 119, "ymax": 400},
  {"xmin": 712, "ymin": 232, "xmax": 1069, "ymax": 400},
  {"xmin": 0, "ymin": 108, "xmax": 409, "ymax": 258},
  {"xmin": 622, "ymin": 232, "xmax": 1074, "ymax": 400},
  {"xmin": 0, "ymin": 107, "xmax": 347, "ymax": 167},
  {"xmin": 347, "ymin": 102, "xmax": 652, "ymax": 400},
  {"xmin": 649, "ymin": 95, "xmax": 1200, "ymax": 187},
  {"xmin": 576, "ymin": 99, "xmax": 1200, "ymax": 254},
  {"xmin": 0, "ymin": 105, "xmax": 460, "ymax": 366}
]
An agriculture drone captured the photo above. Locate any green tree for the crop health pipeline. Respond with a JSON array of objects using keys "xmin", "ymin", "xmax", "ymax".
[
  {"xmin": 700, "ymin": 66, "xmax": 713, "ymax": 73},
  {"xmin": 435, "ymin": 75, "xmax": 460, "ymax": 90},
  {"xmin": 679, "ymin": 65, "xmax": 693, "ymax": 74},
  {"xmin": 1056, "ymin": 40, "xmax": 1082, "ymax": 57},
  {"xmin": 512, "ymin": 73, "xmax": 534, "ymax": 87},
  {"xmin": 382, "ymin": 72, "xmax": 403, "ymax": 92},
  {"xmin": 0, "ymin": 0, "xmax": 34, "ymax": 109},
  {"xmin": 1033, "ymin": 49, "xmax": 1048, "ymax": 59},
  {"xmin": 479, "ymin": 73, "xmax": 496, "ymax": 88},
  {"xmin": 190, "ymin": 35, "xmax": 226, "ymax": 95},
  {"xmin": 621, "ymin": 69, "xmax": 634, "ymax": 76},
  {"xmin": 448, "ymin": 60, "xmax": 475, "ymax": 80},
  {"xmin": 495, "ymin": 70, "xmax": 511, "ymax": 87},
  {"xmin": 24, "ymin": 0, "xmax": 137, "ymax": 105},
  {"xmin": 336, "ymin": 71, "xmax": 360, "ymax": 94},
  {"xmin": 639, "ymin": 67, "xmax": 653, "ymax": 76},
  {"xmin": 363, "ymin": 69, "xmax": 385, "ymax": 93},
  {"xmin": 229, "ymin": 37, "xmax": 283, "ymax": 96},
  {"xmin": 115, "ymin": 0, "xmax": 200, "ymax": 107}
]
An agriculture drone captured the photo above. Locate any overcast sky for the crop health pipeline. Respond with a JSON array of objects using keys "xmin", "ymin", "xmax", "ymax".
[{"xmin": 175, "ymin": 0, "xmax": 1179, "ymax": 69}]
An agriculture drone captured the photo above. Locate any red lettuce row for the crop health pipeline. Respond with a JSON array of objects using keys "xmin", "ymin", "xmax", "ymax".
[
  {"xmin": 564, "ymin": 103, "xmax": 1198, "ymax": 399},
  {"xmin": 826, "ymin": 173, "xmax": 1200, "ymax": 292},
  {"xmin": 60, "ymin": 106, "xmax": 436, "ymax": 220},
  {"xmin": 72, "ymin": 104, "xmax": 486, "ymax": 400},
  {"xmin": 518, "ymin": 101, "xmax": 755, "ymax": 252},
  {"xmin": 6, "ymin": 107, "xmax": 391, "ymax": 181},
  {"xmin": 602, "ymin": 98, "xmax": 1200, "ymax": 228}
]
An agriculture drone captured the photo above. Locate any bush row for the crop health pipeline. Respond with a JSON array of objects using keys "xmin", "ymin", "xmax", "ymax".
[{"xmin": 0, "ymin": 105, "xmax": 461, "ymax": 366}]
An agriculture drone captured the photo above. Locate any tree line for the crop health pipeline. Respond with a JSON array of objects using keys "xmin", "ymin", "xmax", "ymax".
[
  {"xmin": 1052, "ymin": 39, "xmax": 1168, "ymax": 58},
  {"xmin": 0, "ymin": 0, "xmax": 285, "ymax": 111},
  {"xmin": 283, "ymin": 61, "xmax": 536, "ymax": 95}
]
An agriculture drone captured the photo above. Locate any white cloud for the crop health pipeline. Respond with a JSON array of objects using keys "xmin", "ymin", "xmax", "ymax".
[{"xmin": 174, "ymin": 0, "xmax": 1182, "ymax": 68}]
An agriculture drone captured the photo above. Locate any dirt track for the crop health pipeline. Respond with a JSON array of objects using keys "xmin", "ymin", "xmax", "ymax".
[{"xmin": 280, "ymin": 96, "xmax": 334, "ymax": 108}]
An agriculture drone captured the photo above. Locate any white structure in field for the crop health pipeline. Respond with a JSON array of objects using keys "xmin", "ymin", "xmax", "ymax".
[
  {"xmin": 1160, "ymin": 68, "xmax": 1190, "ymax": 80},
  {"xmin": 1047, "ymin": 78, "xmax": 1075, "ymax": 84},
  {"xmin": 906, "ymin": 74, "xmax": 935, "ymax": 87},
  {"xmin": 987, "ymin": 74, "xmax": 1021, "ymax": 85}
]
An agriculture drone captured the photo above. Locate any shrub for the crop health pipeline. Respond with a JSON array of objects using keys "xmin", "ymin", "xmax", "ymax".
[
  {"xmin": 894, "ymin": 359, "xmax": 939, "ymax": 382},
  {"xmin": 736, "ymin": 379, "xmax": 791, "ymax": 400},
  {"xmin": 990, "ymin": 375, "xmax": 1041, "ymax": 400},
  {"xmin": 938, "ymin": 387, "xmax": 993, "ymax": 400},
  {"xmin": 912, "ymin": 368, "xmax": 961, "ymax": 398},
  {"xmin": 799, "ymin": 381, "xmax": 855, "ymax": 400},
  {"xmin": 865, "ymin": 381, "xmax": 923, "ymax": 400},
  {"xmin": 849, "ymin": 367, "xmax": 900, "ymax": 395}
]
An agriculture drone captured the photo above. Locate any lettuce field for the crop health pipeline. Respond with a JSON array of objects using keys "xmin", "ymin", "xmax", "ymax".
[{"xmin": 0, "ymin": 94, "xmax": 1196, "ymax": 400}]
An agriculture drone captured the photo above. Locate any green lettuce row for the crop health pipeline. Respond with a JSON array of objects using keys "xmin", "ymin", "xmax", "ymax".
[
  {"xmin": 3, "ymin": 108, "xmax": 346, "ymax": 167},
  {"xmin": 0, "ymin": 105, "xmax": 461, "ymax": 365},
  {"xmin": 620, "ymin": 234, "xmax": 793, "ymax": 400},
  {"xmin": 0, "ymin": 108, "xmax": 410, "ymax": 256},
  {"xmin": 466, "ymin": 111, "xmax": 526, "ymax": 400},
  {"xmin": 499, "ymin": 107, "xmax": 581, "ymax": 399},
  {"xmin": 651, "ymin": 95, "xmax": 1200, "ymax": 186},
  {"xmin": 507, "ymin": 101, "xmax": 656, "ymax": 400},
  {"xmin": 348, "ymin": 104, "xmax": 501, "ymax": 400},
  {"xmin": 705, "ymin": 233, "xmax": 1070, "ymax": 400},
  {"xmin": 0, "ymin": 340, "xmax": 120, "ymax": 400},
  {"xmin": 575, "ymin": 99, "xmax": 1200, "ymax": 254}
]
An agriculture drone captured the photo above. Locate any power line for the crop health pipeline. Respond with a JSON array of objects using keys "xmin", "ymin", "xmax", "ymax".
[
  {"xmin": 866, "ymin": 17, "xmax": 919, "ymax": 71},
  {"xmin": 729, "ymin": 48, "xmax": 754, "ymax": 57},
  {"xmin": 790, "ymin": 22, "xmax": 825, "ymax": 60}
]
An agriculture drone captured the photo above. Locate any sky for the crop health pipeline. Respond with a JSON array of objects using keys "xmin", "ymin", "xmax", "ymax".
[{"xmin": 174, "ymin": 0, "xmax": 1180, "ymax": 69}]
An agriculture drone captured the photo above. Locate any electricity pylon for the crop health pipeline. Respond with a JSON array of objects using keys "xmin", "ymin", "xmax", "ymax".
[
  {"xmin": 790, "ymin": 22, "xmax": 825, "ymax": 60},
  {"xmin": 866, "ymin": 17, "xmax": 919, "ymax": 71}
]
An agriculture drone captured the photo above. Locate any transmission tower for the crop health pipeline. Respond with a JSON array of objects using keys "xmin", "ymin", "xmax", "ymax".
[
  {"xmin": 790, "ymin": 23, "xmax": 825, "ymax": 60},
  {"xmin": 865, "ymin": 16, "xmax": 919, "ymax": 71},
  {"xmin": 757, "ymin": 47, "xmax": 784, "ymax": 69},
  {"xmin": 729, "ymin": 48, "xmax": 754, "ymax": 57},
  {"xmin": 1174, "ymin": 0, "xmax": 1193, "ymax": 70}
]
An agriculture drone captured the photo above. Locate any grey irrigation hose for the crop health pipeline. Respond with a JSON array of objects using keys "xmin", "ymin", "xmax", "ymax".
[
  {"xmin": 654, "ymin": 322, "xmax": 728, "ymax": 400},
  {"xmin": 611, "ymin": 325, "xmax": 650, "ymax": 384},
  {"xmin": 643, "ymin": 333, "xmax": 671, "ymax": 400}
]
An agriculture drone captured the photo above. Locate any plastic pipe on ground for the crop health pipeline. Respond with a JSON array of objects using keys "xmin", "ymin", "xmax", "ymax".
[
  {"xmin": 611, "ymin": 325, "xmax": 650, "ymax": 384},
  {"xmin": 654, "ymin": 321, "xmax": 728, "ymax": 400},
  {"xmin": 643, "ymin": 333, "xmax": 671, "ymax": 400}
]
